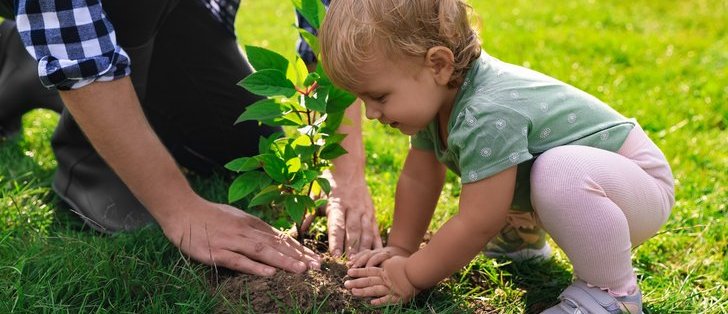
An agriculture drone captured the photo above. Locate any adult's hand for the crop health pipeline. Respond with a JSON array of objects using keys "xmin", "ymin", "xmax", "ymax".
[
  {"xmin": 326, "ymin": 171, "xmax": 383, "ymax": 257},
  {"xmin": 157, "ymin": 198, "xmax": 321, "ymax": 276},
  {"xmin": 326, "ymin": 100, "xmax": 383, "ymax": 257},
  {"xmin": 58, "ymin": 78, "xmax": 320, "ymax": 276}
]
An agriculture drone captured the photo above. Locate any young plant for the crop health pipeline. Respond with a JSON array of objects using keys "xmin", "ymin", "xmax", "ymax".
[{"xmin": 226, "ymin": 0, "xmax": 355, "ymax": 241}]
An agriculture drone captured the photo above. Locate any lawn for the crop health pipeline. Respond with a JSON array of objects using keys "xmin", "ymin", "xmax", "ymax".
[{"xmin": 1, "ymin": 0, "xmax": 727, "ymax": 312}]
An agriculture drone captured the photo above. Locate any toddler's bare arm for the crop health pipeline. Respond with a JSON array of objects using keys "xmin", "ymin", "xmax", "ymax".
[
  {"xmin": 388, "ymin": 148, "xmax": 447, "ymax": 254},
  {"xmin": 347, "ymin": 148, "xmax": 445, "ymax": 268},
  {"xmin": 404, "ymin": 166, "xmax": 516, "ymax": 290}
]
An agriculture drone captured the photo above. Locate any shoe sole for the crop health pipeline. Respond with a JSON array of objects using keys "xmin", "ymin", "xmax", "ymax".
[{"xmin": 484, "ymin": 243, "xmax": 553, "ymax": 262}]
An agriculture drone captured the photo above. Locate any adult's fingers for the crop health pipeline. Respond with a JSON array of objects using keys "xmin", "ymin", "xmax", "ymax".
[
  {"xmin": 213, "ymin": 250, "xmax": 277, "ymax": 277},
  {"xmin": 227, "ymin": 237, "xmax": 310, "ymax": 274},
  {"xmin": 255, "ymin": 229, "xmax": 321, "ymax": 269},
  {"xmin": 326, "ymin": 200, "xmax": 346, "ymax": 257},
  {"xmin": 345, "ymin": 210, "xmax": 363, "ymax": 256},
  {"xmin": 357, "ymin": 213, "xmax": 374, "ymax": 253},
  {"xmin": 372, "ymin": 221, "xmax": 384, "ymax": 249},
  {"xmin": 245, "ymin": 216, "xmax": 321, "ymax": 264}
]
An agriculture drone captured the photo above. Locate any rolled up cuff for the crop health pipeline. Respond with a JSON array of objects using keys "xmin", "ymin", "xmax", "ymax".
[{"xmin": 38, "ymin": 46, "xmax": 131, "ymax": 91}]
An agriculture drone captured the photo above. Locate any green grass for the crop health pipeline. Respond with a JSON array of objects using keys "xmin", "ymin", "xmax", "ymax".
[{"xmin": 2, "ymin": 0, "xmax": 727, "ymax": 312}]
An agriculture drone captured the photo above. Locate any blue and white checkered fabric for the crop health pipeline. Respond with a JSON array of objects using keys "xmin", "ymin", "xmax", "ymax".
[
  {"xmin": 199, "ymin": 0, "xmax": 238, "ymax": 35},
  {"xmin": 15, "ymin": 0, "xmax": 130, "ymax": 90},
  {"xmin": 14, "ymin": 0, "xmax": 320, "ymax": 91}
]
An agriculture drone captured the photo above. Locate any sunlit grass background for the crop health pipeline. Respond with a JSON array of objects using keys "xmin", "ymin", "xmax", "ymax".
[{"xmin": 1, "ymin": 0, "xmax": 727, "ymax": 312}]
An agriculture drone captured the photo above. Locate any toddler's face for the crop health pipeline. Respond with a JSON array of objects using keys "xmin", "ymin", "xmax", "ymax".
[{"xmin": 353, "ymin": 53, "xmax": 454, "ymax": 136}]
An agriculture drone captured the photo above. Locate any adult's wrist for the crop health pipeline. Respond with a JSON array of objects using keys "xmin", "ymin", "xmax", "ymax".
[{"xmin": 149, "ymin": 187, "xmax": 204, "ymax": 223}]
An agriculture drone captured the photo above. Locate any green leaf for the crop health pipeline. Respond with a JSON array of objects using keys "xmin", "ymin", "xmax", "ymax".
[
  {"xmin": 321, "ymin": 110, "xmax": 345, "ymax": 134},
  {"xmin": 225, "ymin": 157, "xmax": 261, "ymax": 172},
  {"xmin": 289, "ymin": 170, "xmax": 319, "ymax": 191},
  {"xmin": 286, "ymin": 157, "xmax": 302, "ymax": 173},
  {"xmin": 281, "ymin": 111, "xmax": 306, "ymax": 126},
  {"xmin": 283, "ymin": 142, "xmax": 298, "ymax": 160},
  {"xmin": 259, "ymin": 132, "xmax": 283, "ymax": 155},
  {"xmin": 316, "ymin": 0, "xmax": 327, "ymax": 27},
  {"xmin": 298, "ymin": 0, "xmax": 322, "ymax": 29},
  {"xmin": 283, "ymin": 195, "xmax": 306, "ymax": 223},
  {"xmin": 292, "ymin": 135, "xmax": 312, "ymax": 147},
  {"xmin": 326, "ymin": 87, "xmax": 356, "ymax": 113},
  {"xmin": 320, "ymin": 143, "xmax": 348, "ymax": 160},
  {"xmin": 228, "ymin": 171, "xmax": 268, "ymax": 203},
  {"xmin": 294, "ymin": 145, "xmax": 317, "ymax": 162},
  {"xmin": 325, "ymin": 133, "xmax": 348, "ymax": 145},
  {"xmin": 259, "ymin": 116, "xmax": 299, "ymax": 127},
  {"xmin": 286, "ymin": 56, "xmax": 309, "ymax": 87},
  {"xmin": 235, "ymin": 99, "xmax": 288, "ymax": 124},
  {"xmin": 303, "ymin": 72, "xmax": 320, "ymax": 87},
  {"xmin": 298, "ymin": 29, "xmax": 321, "ymax": 59},
  {"xmin": 304, "ymin": 95, "xmax": 327, "ymax": 113},
  {"xmin": 239, "ymin": 69, "xmax": 297, "ymax": 97},
  {"xmin": 315, "ymin": 62, "xmax": 332, "ymax": 86},
  {"xmin": 256, "ymin": 154, "xmax": 288, "ymax": 183},
  {"xmin": 302, "ymin": 195, "xmax": 317, "ymax": 210},
  {"xmin": 316, "ymin": 178, "xmax": 332, "ymax": 194},
  {"xmin": 314, "ymin": 198, "xmax": 328, "ymax": 209},
  {"xmin": 245, "ymin": 45, "xmax": 289, "ymax": 73},
  {"xmin": 249, "ymin": 185, "xmax": 282, "ymax": 207}
]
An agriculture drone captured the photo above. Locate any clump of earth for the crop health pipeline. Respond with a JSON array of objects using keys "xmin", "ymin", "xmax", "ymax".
[{"xmin": 212, "ymin": 235, "xmax": 498, "ymax": 313}]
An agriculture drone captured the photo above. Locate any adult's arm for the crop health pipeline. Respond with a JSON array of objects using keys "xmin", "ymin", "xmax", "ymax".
[
  {"xmin": 60, "ymin": 78, "xmax": 320, "ymax": 275},
  {"xmin": 16, "ymin": 0, "xmax": 320, "ymax": 275},
  {"xmin": 325, "ymin": 101, "xmax": 383, "ymax": 256}
]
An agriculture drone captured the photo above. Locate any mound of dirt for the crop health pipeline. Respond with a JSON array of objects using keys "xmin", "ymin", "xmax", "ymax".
[
  {"xmin": 211, "ymin": 234, "xmax": 498, "ymax": 313},
  {"xmin": 213, "ymin": 239, "xmax": 373, "ymax": 313}
]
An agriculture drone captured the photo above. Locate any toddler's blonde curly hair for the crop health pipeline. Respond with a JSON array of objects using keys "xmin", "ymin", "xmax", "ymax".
[{"xmin": 320, "ymin": 0, "xmax": 481, "ymax": 92}]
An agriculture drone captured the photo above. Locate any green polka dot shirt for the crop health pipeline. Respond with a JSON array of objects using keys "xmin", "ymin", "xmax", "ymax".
[{"xmin": 411, "ymin": 51, "xmax": 635, "ymax": 211}]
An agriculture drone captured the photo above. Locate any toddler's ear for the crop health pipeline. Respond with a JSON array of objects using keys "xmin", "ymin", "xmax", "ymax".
[{"xmin": 425, "ymin": 47, "xmax": 455, "ymax": 86}]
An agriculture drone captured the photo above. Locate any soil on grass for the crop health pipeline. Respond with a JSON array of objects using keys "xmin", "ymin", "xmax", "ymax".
[
  {"xmin": 211, "ymin": 233, "xmax": 498, "ymax": 313},
  {"xmin": 213, "ymin": 238, "xmax": 372, "ymax": 313}
]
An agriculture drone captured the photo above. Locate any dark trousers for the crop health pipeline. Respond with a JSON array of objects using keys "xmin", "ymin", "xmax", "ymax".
[{"xmin": 0, "ymin": 0, "xmax": 277, "ymax": 231}]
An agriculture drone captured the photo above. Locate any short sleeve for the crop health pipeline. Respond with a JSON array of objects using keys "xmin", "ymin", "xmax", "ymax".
[
  {"xmin": 451, "ymin": 103, "xmax": 533, "ymax": 183},
  {"xmin": 15, "ymin": 0, "xmax": 130, "ymax": 90},
  {"xmin": 410, "ymin": 129, "xmax": 435, "ymax": 151}
]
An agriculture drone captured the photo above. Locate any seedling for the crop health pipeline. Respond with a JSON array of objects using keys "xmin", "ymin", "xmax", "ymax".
[{"xmin": 226, "ymin": 0, "xmax": 355, "ymax": 241}]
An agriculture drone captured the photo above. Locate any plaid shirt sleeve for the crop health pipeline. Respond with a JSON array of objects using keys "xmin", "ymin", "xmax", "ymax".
[
  {"xmin": 15, "ymin": 0, "xmax": 130, "ymax": 91},
  {"xmin": 296, "ymin": 0, "xmax": 329, "ymax": 65}
]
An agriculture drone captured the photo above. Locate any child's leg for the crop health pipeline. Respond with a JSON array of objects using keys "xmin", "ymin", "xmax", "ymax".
[{"xmin": 531, "ymin": 125, "xmax": 674, "ymax": 296}]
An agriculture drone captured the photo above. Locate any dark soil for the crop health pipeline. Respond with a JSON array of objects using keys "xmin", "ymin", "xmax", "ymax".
[
  {"xmin": 212, "ymin": 238, "xmax": 373, "ymax": 313},
  {"xmin": 211, "ymin": 234, "xmax": 499, "ymax": 313}
]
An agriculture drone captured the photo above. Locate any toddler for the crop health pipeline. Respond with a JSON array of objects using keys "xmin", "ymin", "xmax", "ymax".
[{"xmin": 320, "ymin": 0, "xmax": 675, "ymax": 313}]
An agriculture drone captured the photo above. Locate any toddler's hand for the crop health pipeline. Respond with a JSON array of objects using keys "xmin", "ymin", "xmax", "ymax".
[
  {"xmin": 345, "ymin": 256, "xmax": 419, "ymax": 306},
  {"xmin": 347, "ymin": 246, "xmax": 411, "ymax": 268}
]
